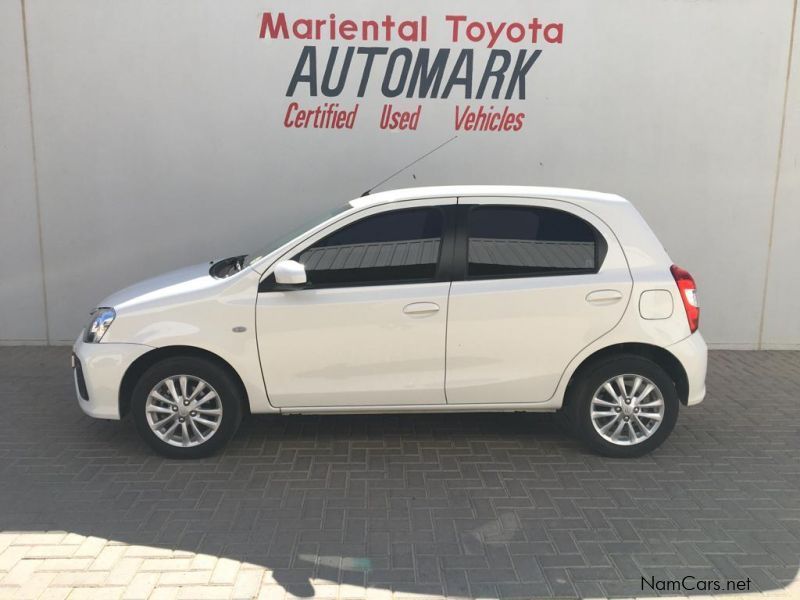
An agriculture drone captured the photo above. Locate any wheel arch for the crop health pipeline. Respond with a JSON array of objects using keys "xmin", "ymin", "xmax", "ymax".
[
  {"xmin": 563, "ymin": 342, "xmax": 690, "ymax": 408},
  {"xmin": 119, "ymin": 345, "xmax": 250, "ymax": 418}
]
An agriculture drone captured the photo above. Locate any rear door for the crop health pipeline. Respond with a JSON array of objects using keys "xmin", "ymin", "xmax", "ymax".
[{"xmin": 445, "ymin": 197, "xmax": 632, "ymax": 404}]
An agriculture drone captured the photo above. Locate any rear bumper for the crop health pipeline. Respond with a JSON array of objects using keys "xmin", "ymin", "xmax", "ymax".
[
  {"xmin": 72, "ymin": 336, "xmax": 153, "ymax": 419},
  {"xmin": 667, "ymin": 331, "xmax": 708, "ymax": 406}
]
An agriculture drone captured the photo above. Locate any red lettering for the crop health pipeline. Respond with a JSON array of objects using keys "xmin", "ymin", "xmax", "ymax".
[
  {"xmin": 398, "ymin": 19, "xmax": 420, "ymax": 42},
  {"xmin": 544, "ymin": 23, "xmax": 564, "ymax": 43},
  {"xmin": 485, "ymin": 21, "xmax": 506, "ymax": 48},
  {"xmin": 292, "ymin": 19, "xmax": 312, "ymax": 39},
  {"xmin": 284, "ymin": 102, "xmax": 299, "ymax": 127},
  {"xmin": 528, "ymin": 17, "xmax": 543, "ymax": 43},
  {"xmin": 455, "ymin": 105, "xmax": 525, "ymax": 131},
  {"xmin": 339, "ymin": 19, "xmax": 357, "ymax": 40},
  {"xmin": 506, "ymin": 23, "xmax": 525, "ymax": 43},
  {"xmin": 466, "ymin": 22, "xmax": 484, "ymax": 43},
  {"xmin": 259, "ymin": 12, "xmax": 288, "ymax": 39},
  {"xmin": 380, "ymin": 104, "xmax": 422, "ymax": 130},
  {"xmin": 446, "ymin": 15, "xmax": 467, "ymax": 42},
  {"xmin": 381, "ymin": 15, "xmax": 396, "ymax": 40}
]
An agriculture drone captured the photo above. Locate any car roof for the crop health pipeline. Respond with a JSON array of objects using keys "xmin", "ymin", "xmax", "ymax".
[{"xmin": 348, "ymin": 185, "xmax": 628, "ymax": 210}]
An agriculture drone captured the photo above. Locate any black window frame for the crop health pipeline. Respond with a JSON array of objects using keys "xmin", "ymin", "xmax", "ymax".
[
  {"xmin": 453, "ymin": 204, "xmax": 608, "ymax": 281},
  {"xmin": 259, "ymin": 204, "xmax": 458, "ymax": 292}
]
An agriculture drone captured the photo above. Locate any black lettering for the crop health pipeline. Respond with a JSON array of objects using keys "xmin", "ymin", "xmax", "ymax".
[
  {"xmin": 355, "ymin": 47, "xmax": 388, "ymax": 97},
  {"xmin": 321, "ymin": 47, "xmax": 354, "ymax": 96},
  {"xmin": 442, "ymin": 49, "xmax": 473, "ymax": 99},
  {"xmin": 382, "ymin": 48, "xmax": 412, "ymax": 97},
  {"xmin": 477, "ymin": 50, "xmax": 511, "ymax": 99},
  {"xmin": 406, "ymin": 48, "xmax": 450, "ymax": 98},
  {"xmin": 505, "ymin": 49, "xmax": 542, "ymax": 100},
  {"xmin": 287, "ymin": 46, "xmax": 317, "ymax": 96}
]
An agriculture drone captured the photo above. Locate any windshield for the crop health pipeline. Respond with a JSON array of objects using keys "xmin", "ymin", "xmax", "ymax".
[{"xmin": 245, "ymin": 203, "xmax": 352, "ymax": 266}]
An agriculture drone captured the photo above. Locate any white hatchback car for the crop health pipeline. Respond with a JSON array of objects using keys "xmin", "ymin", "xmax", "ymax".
[{"xmin": 73, "ymin": 186, "xmax": 706, "ymax": 459}]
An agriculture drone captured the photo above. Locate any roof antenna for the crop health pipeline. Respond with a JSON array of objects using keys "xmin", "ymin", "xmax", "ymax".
[{"xmin": 361, "ymin": 135, "xmax": 459, "ymax": 197}]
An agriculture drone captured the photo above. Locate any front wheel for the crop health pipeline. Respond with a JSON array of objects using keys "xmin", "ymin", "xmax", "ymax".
[
  {"xmin": 568, "ymin": 356, "xmax": 679, "ymax": 458},
  {"xmin": 132, "ymin": 357, "xmax": 243, "ymax": 459}
]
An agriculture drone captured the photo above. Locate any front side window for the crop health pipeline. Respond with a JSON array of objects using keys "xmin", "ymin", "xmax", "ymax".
[
  {"xmin": 467, "ymin": 205, "xmax": 602, "ymax": 278},
  {"xmin": 295, "ymin": 207, "xmax": 444, "ymax": 287}
]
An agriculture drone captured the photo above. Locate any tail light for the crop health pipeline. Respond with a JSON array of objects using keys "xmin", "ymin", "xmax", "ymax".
[{"xmin": 671, "ymin": 265, "xmax": 699, "ymax": 333}]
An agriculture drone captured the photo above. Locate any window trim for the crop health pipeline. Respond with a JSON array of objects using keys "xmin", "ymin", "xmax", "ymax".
[
  {"xmin": 454, "ymin": 204, "xmax": 608, "ymax": 282},
  {"xmin": 259, "ymin": 204, "xmax": 458, "ymax": 292}
]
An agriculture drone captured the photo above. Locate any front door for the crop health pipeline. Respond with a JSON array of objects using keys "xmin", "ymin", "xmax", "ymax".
[
  {"xmin": 256, "ymin": 200, "xmax": 455, "ymax": 408},
  {"xmin": 445, "ymin": 199, "xmax": 633, "ymax": 404}
]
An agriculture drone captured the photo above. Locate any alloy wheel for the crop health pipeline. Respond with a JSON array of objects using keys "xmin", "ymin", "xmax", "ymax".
[
  {"xmin": 590, "ymin": 374, "xmax": 665, "ymax": 446},
  {"xmin": 145, "ymin": 375, "xmax": 223, "ymax": 447}
]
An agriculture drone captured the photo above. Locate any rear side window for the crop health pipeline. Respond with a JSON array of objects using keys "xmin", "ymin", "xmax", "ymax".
[
  {"xmin": 467, "ymin": 205, "xmax": 604, "ymax": 278},
  {"xmin": 295, "ymin": 207, "xmax": 444, "ymax": 287}
]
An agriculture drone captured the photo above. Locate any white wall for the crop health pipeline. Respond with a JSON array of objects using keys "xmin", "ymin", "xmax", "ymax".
[
  {"xmin": 0, "ymin": 0, "xmax": 47, "ymax": 343},
  {"xmin": 762, "ymin": 3, "xmax": 800, "ymax": 350},
  {"xmin": 1, "ymin": 0, "xmax": 798, "ymax": 348}
]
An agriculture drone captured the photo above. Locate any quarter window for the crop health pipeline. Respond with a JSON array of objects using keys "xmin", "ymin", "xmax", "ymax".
[
  {"xmin": 467, "ymin": 205, "xmax": 603, "ymax": 278},
  {"xmin": 295, "ymin": 207, "xmax": 444, "ymax": 287}
]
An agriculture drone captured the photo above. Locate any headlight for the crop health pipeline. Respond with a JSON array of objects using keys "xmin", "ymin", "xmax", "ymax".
[{"xmin": 84, "ymin": 307, "xmax": 116, "ymax": 343}]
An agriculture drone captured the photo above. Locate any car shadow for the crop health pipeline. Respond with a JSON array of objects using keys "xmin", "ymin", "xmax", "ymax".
[{"xmin": 0, "ymin": 347, "xmax": 798, "ymax": 598}]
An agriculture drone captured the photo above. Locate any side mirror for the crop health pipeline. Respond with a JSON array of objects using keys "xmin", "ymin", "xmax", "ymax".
[{"xmin": 274, "ymin": 260, "xmax": 307, "ymax": 287}]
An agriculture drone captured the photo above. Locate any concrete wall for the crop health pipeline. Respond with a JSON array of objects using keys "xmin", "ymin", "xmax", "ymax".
[
  {"xmin": 762, "ymin": 3, "xmax": 800, "ymax": 350},
  {"xmin": 1, "ymin": 0, "xmax": 798, "ymax": 348},
  {"xmin": 0, "ymin": 0, "xmax": 47, "ymax": 343}
]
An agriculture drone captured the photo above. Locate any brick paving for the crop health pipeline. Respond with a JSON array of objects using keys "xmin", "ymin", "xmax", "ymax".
[{"xmin": 0, "ymin": 347, "xmax": 798, "ymax": 599}]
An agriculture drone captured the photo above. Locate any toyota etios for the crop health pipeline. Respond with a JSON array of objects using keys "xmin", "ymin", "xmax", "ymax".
[{"xmin": 73, "ymin": 186, "xmax": 706, "ymax": 459}]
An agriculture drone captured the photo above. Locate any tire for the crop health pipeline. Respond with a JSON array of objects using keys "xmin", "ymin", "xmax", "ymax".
[
  {"xmin": 132, "ymin": 356, "xmax": 243, "ymax": 459},
  {"xmin": 567, "ymin": 355, "xmax": 679, "ymax": 458}
]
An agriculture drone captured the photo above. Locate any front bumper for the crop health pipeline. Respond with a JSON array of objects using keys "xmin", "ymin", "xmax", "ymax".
[
  {"xmin": 72, "ymin": 336, "xmax": 153, "ymax": 419},
  {"xmin": 667, "ymin": 331, "xmax": 708, "ymax": 406}
]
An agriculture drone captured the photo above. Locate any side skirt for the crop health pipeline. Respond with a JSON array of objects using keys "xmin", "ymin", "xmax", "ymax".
[{"xmin": 274, "ymin": 402, "xmax": 562, "ymax": 415}]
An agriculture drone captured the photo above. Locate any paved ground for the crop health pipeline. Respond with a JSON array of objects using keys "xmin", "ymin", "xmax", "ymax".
[{"xmin": 0, "ymin": 348, "xmax": 798, "ymax": 600}]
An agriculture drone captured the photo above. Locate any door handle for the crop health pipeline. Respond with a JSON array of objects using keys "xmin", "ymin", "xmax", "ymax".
[
  {"xmin": 586, "ymin": 290, "xmax": 624, "ymax": 305},
  {"xmin": 403, "ymin": 302, "xmax": 440, "ymax": 315}
]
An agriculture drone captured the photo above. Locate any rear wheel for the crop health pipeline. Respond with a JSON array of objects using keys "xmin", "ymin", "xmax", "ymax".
[
  {"xmin": 567, "ymin": 355, "xmax": 679, "ymax": 458},
  {"xmin": 132, "ymin": 357, "xmax": 242, "ymax": 459}
]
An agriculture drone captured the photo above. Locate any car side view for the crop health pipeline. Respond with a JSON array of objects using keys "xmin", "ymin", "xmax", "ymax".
[{"xmin": 72, "ymin": 186, "xmax": 706, "ymax": 459}]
